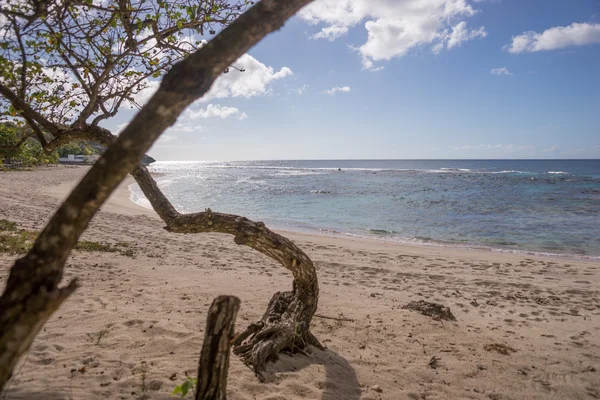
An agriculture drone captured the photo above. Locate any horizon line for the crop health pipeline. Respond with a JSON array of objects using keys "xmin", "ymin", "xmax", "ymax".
[{"xmin": 147, "ymin": 158, "xmax": 600, "ymax": 162}]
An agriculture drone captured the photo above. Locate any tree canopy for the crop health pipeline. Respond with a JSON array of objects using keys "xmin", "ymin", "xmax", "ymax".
[
  {"xmin": 0, "ymin": 0, "xmax": 250, "ymax": 149},
  {"xmin": 0, "ymin": 0, "xmax": 319, "ymax": 393}
]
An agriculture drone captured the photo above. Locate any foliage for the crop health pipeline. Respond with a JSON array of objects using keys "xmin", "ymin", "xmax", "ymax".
[
  {"xmin": 0, "ymin": 121, "xmax": 57, "ymax": 166},
  {"xmin": 0, "ymin": 219, "xmax": 135, "ymax": 256},
  {"xmin": 75, "ymin": 240, "xmax": 136, "ymax": 256},
  {"xmin": 0, "ymin": 219, "xmax": 17, "ymax": 231},
  {"xmin": 56, "ymin": 141, "xmax": 98, "ymax": 157},
  {"xmin": 0, "ymin": 229, "xmax": 37, "ymax": 254},
  {"xmin": 0, "ymin": 0, "xmax": 250, "ymax": 150},
  {"xmin": 172, "ymin": 377, "xmax": 197, "ymax": 398}
]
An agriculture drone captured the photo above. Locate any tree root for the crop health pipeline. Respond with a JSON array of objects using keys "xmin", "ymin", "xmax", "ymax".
[{"xmin": 232, "ymin": 290, "xmax": 324, "ymax": 381}]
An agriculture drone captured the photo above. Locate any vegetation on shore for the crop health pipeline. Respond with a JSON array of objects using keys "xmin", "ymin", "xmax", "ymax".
[
  {"xmin": 0, "ymin": 219, "xmax": 135, "ymax": 257},
  {"xmin": 0, "ymin": 123, "xmax": 100, "ymax": 169}
]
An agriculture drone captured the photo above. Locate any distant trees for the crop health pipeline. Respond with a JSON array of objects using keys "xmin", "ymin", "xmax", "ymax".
[
  {"xmin": 55, "ymin": 141, "xmax": 98, "ymax": 158},
  {"xmin": 0, "ymin": 122, "xmax": 98, "ymax": 166},
  {"xmin": 0, "ymin": 122, "xmax": 58, "ymax": 166},
  {"xmin": 0, "ymin": 0, "xmax": 318, "ymax": 395}
]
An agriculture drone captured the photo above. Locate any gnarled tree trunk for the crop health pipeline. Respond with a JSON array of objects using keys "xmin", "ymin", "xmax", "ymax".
[
  {"xmin": 0, "ymin": 0, "xmax": 315, "ymax": 389},
  {"xmin": 130, "ymin": 164, "xmax": 322, "ymax": 380}
]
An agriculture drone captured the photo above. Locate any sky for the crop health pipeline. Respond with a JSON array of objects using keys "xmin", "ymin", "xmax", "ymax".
[{"xmin": 104, "ymin": 0, "xmax": 600, "ymax": 161}]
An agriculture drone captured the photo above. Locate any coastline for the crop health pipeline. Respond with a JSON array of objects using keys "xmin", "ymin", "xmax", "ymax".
[
  {"xmin": 128, "ymin": 172, "xmax": 600, "ymax": 262},
  {"xmin": 1, "ymin": 166, "xmax": 599, "ymax": 399}
]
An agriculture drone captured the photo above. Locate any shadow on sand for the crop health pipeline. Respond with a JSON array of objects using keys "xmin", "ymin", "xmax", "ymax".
[
  {"xmin": 2, "ymin": 349, "xmax": 359, "ymax": 400},
  {"xmin": 263, "ymin": 347, "xmax": 361, "ymax": 400}
]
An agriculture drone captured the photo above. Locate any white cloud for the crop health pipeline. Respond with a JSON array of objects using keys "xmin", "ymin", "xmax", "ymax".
[
  {"xmin": 506, "ymin": 22, "xmax": 600, "ymax": 54},
  {"xmin": 445, "ymin": 21, "xmax": 487, "ymax": 50},
  {"xmin": 123, "ymin": 54, "xmax": 292, "ymax": 109},
  {"xmin": 541, "ymin": 145, "xmax": 559, "ymax": 153},
  {"xmin": 204, "ymin": 54, "xmax": 293, "ymax": 101},
  {"xmin": 157, "ymin": 134, "xmax": 177, "ymax": 143},
  {"xmin": 171, "ymin": 123, "xmax": 196, "ymax": 133},
  {"xmin": 294, "ymin": 84, "xmax": 309, "ymax": 95},
  {"xmin": 300, "ymin": 0, "xmax": 486, "ymax": 70},
  {"xmin": 129, "ymin": 80, "xmax": 160, "ymax": 107},
  {"xmin": 490, "ymin": 67, "xmax": 513, "ymax": 76},
  {"xmin": 115, "ymin": 122, "xmax": 129, "ymax": 134},
  {"xmin": 449, "ymin": 144, "xmax": 534, "ymax": 153},
  {"xmin": 187, "ymin": 104, "xmax": 243, "ymax": 120},
  {"xmin": 311, "ymin": 25, "xmax": 349, "ymax": 41},
  {"xmin": 322, "ymin": 86, "xmax": 351, "ymax": 95}
]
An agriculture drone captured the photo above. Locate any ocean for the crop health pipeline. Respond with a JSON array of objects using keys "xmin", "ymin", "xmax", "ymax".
[{"xmin": 129, "ymin": 160, "xmax": 600, "ymax": 258}]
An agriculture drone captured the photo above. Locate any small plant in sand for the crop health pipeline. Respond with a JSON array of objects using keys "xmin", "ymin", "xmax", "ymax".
[
  {"xmin": 0, "ymin": 219, "xmax": 136, "ymax": 256},
  {"xmin": 172, "ymin": 377, "xmax": 197, "ymax": 398},
  {"xmin": 0, "ymin": 224, "xmax": 37, "ymax": 254},
  {"xmin": 0, "ymin": 219, "xmax": 18, "ymax": 231}
]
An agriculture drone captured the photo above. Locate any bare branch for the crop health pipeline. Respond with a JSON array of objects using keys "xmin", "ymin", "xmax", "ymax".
[{"xmin": 195, "ymin": 296, "xmax": 240, "ymax": 400}]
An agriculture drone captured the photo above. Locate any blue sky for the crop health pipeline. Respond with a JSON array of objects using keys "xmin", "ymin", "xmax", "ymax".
[{"xmin": 107, "ymin": 0, "xmax": 600, "ymax": 161}]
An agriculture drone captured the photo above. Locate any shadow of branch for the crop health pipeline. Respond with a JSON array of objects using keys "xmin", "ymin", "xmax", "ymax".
[{"xmin": 263, "ymin": 347, "xmax": 361, "ymax": 400}]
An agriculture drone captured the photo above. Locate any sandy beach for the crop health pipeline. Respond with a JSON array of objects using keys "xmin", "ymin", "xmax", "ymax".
[{"xmin": 0, "ymin": 166, "xmax": 598, "ymax": 400}]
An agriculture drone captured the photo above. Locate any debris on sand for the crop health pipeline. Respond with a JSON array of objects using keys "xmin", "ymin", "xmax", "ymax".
[
  {"xmin": 484, "ymin": 343, "xmax": 517, "ymax": 355},
  {"xmin": 402, "ymin": 300, "xmax": 457, "ymax": 321},
  {"xmin": 371, "ymin": 384, "xmax": 383, "ymax": 393},
  {"xmin": 428, "ymin": 356, "xmax": 441, "ymax": 369}
]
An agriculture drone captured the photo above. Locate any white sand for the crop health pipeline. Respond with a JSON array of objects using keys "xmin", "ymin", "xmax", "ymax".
[{"xmin": 1, "ymin": 166, "xmax": 599, "ymax": 400}]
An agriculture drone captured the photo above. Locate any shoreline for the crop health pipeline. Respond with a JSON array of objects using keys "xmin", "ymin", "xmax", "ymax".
[
  {"xmin": 127, "ymin": 174, "xmax": 600, "ymax": 263},
  {"xmin": 2, "ymin": 166, "xmax": 599, "ymax": 400}
]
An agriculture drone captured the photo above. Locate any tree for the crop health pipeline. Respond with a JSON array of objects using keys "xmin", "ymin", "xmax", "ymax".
[
  {"xmin": 0, "ymin": 0, "xmax": 318, "ymax": 390},
  {"xmin": 55, "ymin": 140, "xmax": 98, "ymax": 157},
  {"xmin": 0, "ymin": 122, "xmax": 57, "ymax": 166}
]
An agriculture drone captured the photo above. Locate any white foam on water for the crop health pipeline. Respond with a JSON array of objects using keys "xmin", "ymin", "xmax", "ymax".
[{"xmin": 128, "ymin": 184, "xmax": 152, "ymax": 209}]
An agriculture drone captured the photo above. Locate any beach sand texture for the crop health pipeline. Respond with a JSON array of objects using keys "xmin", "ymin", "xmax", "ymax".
[{"xmin": 1, "ymin": 166, "xmax": 599, "ymax": 400}]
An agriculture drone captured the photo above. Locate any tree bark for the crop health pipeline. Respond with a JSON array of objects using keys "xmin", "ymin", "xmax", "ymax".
[
  {"xmin": 130, "ymin": 163, "xmax": 323, "ymax": 380},
  {"xmin": 196, "ymin": 296, "xmax": 240, "ymax": 400},
  {"xmin": 0, "ymin": 0, "xmax": 315, "ymax": 389}
]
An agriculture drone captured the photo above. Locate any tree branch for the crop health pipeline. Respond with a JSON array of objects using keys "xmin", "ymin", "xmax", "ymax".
[
  {"xmin": 0, "ymin": 0, "xmax": 314, "ymax": 389},
  {"xmin": 195, "ymin": 296, "xmax": 240, "ymax": 400},
  {"xmin": 0, "ymin": 83, "xmax": 62, "ymax": 136}
]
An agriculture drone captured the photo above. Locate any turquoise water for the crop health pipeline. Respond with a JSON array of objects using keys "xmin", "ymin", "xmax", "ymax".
[{"xmin": 130, "ymin": 160, "xmax": 600, "ymax": 258}]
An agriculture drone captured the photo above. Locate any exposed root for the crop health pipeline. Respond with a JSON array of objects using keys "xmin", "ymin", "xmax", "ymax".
[{"xmin": 232, "ymin": 290, "xmax": 321, "ymax": 381}]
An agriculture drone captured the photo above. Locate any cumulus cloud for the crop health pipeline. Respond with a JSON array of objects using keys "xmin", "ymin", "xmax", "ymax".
[
  {"xmin": 490, "ymin": 67, "xmax": 513, "ymax": 76},
  {"xmin": 311, "ymin": 25, "xmax": 349, "ymax": 41},
  {"xmin": 186, "ymin": 104, "xmax": 245, "ymax": 120},
  {"xmin": 125, "ymin": 54, "xmax": 292, "ymax": 108},
  {"xmin": 129, "ymin": 80, "xmax": 160, "ymax": 107},
  {"xmin": 506, "ymin": 22, "xmax": 600, "ymax": 54},
  {"xmin": 204, "ymin": 54, "xmax": 293, "ymax": 100},
  {"xmin": 300, "ymin": 0, "xmax": 486, "ymax": 70},
  {"xmin": 445, "ymin": 21, "xmax": 487, "ymax": 50},
  {"xmin": 322, "ymin": 86, "xmax": 351, "ymax": 95}
]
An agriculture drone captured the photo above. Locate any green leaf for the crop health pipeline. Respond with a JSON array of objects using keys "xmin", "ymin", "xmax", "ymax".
[
  {"xmin": 172, "ymin": 386, "xmax": 183, "ymax": 395},
  {"xmin": 181, "ymin": 379, "xmax": 192, "ymax": 397}
]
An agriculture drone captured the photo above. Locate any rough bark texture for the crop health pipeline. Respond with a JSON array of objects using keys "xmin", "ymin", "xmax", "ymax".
[
  {"xmin": 166, "ymin": 208, "xmax": 322, "ymax": 380},
  {"xmin": 130, "ymin": 163, "xmax": 322, "ymax": 380},
  {"xmin": 0, "ymin": 0, "xmax": 314, "ymax": 389},
  {"xmin": 196, "ymin": 296, "xmax": 240, "ymax": 400}
]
